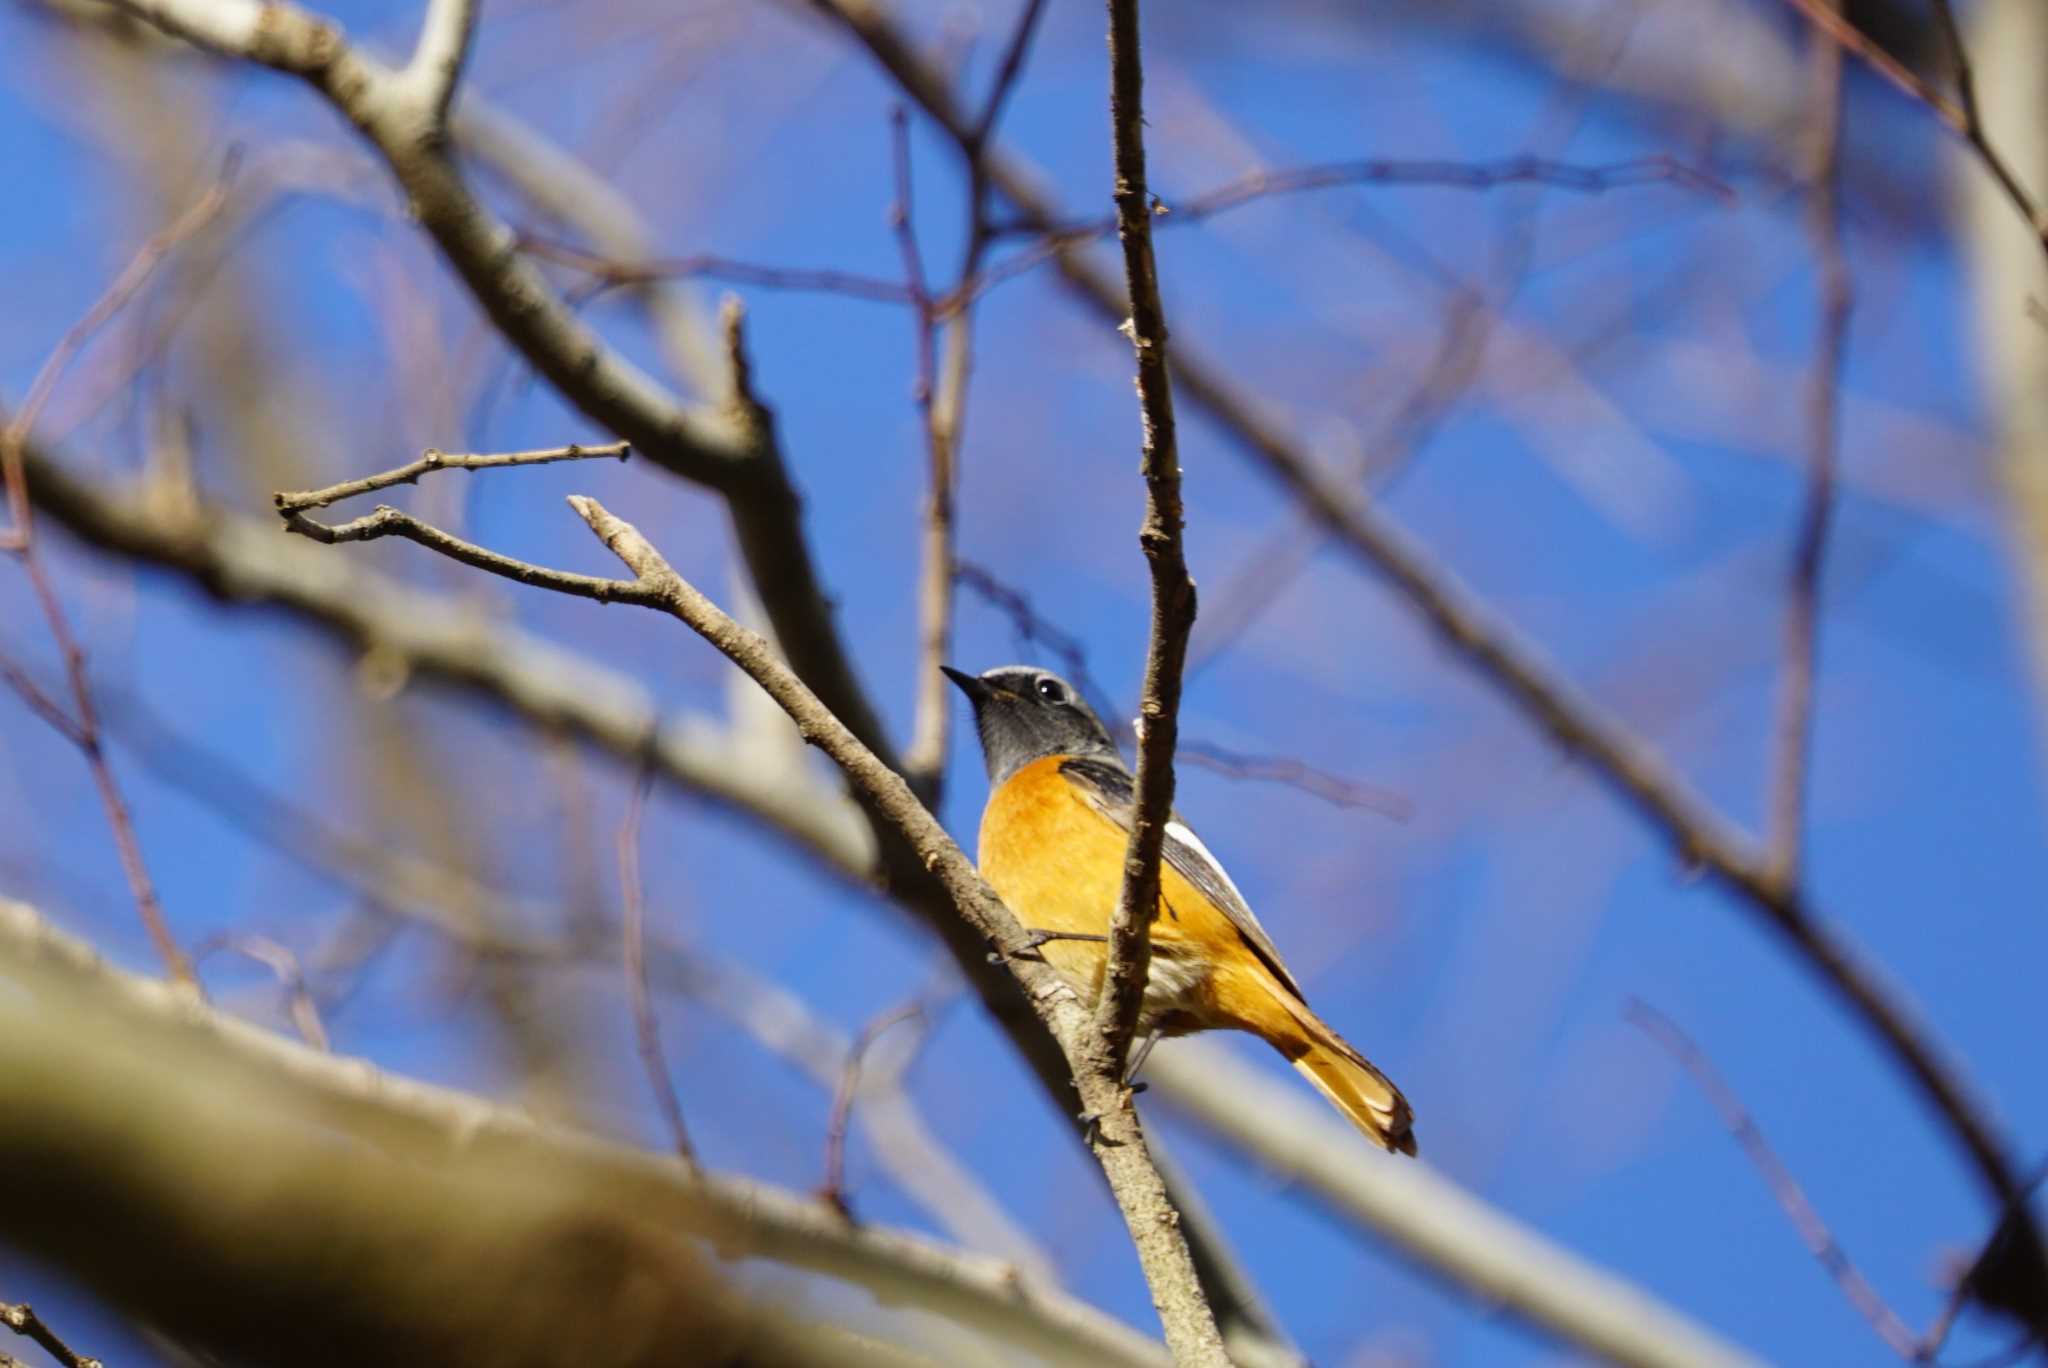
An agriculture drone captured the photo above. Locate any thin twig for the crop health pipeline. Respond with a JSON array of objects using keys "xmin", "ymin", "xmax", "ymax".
[
  {"xmin": 1093, "ymin": 8, "xmax": 1218, "ymax": 1362},
  {"xmin": 894, "ymin": 108, "xmax": 957, "ymax": 804},
  {"xmin": 962, "ymin": 153, "xmax": 1731, "ymax": 305},
  {"xmin": 273, "ymin": 440, "xmax": 629, "ymax": 515},
  {"xmin": 515, "ymin": 231, "xmax": 916, "ymax": 304},
  {"xmin": 1766, "ymin": 3, "xmax": 1854, "ymax": 890},
  {"xmin": 819, "ymin": 1000, "xmax": 927, "ymax": 1218},
  {"xmin": 1776, "ymin": 0, "xmax": 2048, "ymax": 260},
  {"xmin": 619, "ymin": 763, "xmax": 695, "ymax": 1164},
  {"xmin": 193, "ymin": 932, "xmax": 330, "ymax": 1050},
  {"xmin": 0, "ymin": 1302, "xmax": 101, "ymax": 1368},
  {"xmin": 1625, "ymin": 1001, "xmax": 1920, "ymax": 1360},
  {"xmin": 0, "ymin": 156, "xmax": 235, "ymax": 988}
]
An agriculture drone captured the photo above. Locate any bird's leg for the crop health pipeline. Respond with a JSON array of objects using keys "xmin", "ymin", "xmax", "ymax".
[
  {"xmin": 1121, "ymin": 1028, "xmax": 1162, "ymax": 1095},
  {"xmin": 987, "ymin": 929, "xmax": 1109, "ymax": 963}
]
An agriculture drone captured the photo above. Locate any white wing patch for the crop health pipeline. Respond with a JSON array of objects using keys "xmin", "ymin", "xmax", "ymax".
[{"xmin": 1166, "ymin": 820, "xmax": 1251, "ymax": 913}]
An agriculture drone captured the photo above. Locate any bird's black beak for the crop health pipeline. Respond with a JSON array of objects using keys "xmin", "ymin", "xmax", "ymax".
[{"xmin": 940, "ymin": 665, "xmax": 986, "ymax": 704}]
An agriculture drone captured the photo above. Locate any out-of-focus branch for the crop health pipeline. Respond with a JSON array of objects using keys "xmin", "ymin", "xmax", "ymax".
[
  {"xmin": 100, "ymin": 694, "xmax": 1061, "ymax": 1283},
  {"xmin": 1091, "ymin": 0, "xmax": 1199, "ymax": 1141},
  {"xmin": 1776, "ymin": 0, "xmax": 2048, "ymax": 262},
  {"xmin": 0, "ymin": 899, "xmax": 1170, "ymax": 1368},
  {"xmin": 812, "ymin": 0, "xmax": 2045, "ymax": 1291},
  {"xmin": 617, "ymin": 767, "xmax": 694, "ymax": 1164},
  {"xmin": 399, "ymin": 0, "xmax": 476, "ymax": 128},
  {"xmin": 1625, "ymin": 1002, "xmax": 1920, "ymax": 1360},
  {"xmin": 1766, "ymin": 3, "xmax": 1853, "ymax": 889},
  {"xmin": 819, "ymin": 999, "xmax": 927, "ymax": 1217},
  {"xmin": 21, "ymin": 438, "xmax": 877, "ymax": 878},
  {"xmin": 0, "ymin": 1302, "xmax": 100, "ymax": 1368},
  {"xmin": 1145, "ymin": 1042, "xmax": 1766, "ymax": 1368},
  {"xmin": 0, "ymin": 158, "xmax": 235, "ymax": 988}
]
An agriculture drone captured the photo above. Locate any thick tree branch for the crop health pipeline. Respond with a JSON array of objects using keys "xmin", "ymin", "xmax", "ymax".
[
  {"xmin": 0, "ymin": 899, "xmax": 1169, "ymax": 1368},
  {"xmin": 1091, "ymin": 0, "xmax": 1201, "ymax": 1135}
]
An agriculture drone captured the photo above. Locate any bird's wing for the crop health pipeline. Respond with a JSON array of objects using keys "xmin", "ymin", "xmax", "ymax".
[{"xmin": 1056, "ymin": 756, "xmax": 1307, "ymax": 1001}]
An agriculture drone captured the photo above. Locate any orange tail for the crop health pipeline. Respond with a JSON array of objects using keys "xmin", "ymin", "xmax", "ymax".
[{"xmin": 1276, "ymin": 1000, "xmax": 1416, "ymax": 1156}]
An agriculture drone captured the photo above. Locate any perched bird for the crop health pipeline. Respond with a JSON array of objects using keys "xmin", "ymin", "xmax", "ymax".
[{"xmin": 944, "ymin": 664, "xmax": 1416, "ymax": 1155}]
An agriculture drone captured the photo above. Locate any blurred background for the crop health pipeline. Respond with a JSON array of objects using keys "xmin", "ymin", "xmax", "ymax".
[{"xmin": 3, "ymin": 0, "xmax": 2046, "ymax": 1363}]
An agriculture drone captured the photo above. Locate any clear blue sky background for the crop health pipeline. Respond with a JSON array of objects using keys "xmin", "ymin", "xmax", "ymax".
[{"xmin": 3, "ymin": 1, "xmax": 2043, "ymax": 1364}]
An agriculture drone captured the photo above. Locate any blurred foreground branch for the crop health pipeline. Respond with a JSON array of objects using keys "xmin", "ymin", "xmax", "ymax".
[{"xmin": 0, "ymin": 898, "xmax": 1169, "ymax": 1368}]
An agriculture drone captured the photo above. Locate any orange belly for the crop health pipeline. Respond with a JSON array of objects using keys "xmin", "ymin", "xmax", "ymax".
[{"xmin": 977, "ymin": 756, "xmax": 1290, "ymax": 1037}]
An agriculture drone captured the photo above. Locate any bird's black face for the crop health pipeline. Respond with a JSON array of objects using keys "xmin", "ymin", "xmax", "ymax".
[{"xmin": 941, "ymin": 665, "xmax": 1120, "ymax": 786}]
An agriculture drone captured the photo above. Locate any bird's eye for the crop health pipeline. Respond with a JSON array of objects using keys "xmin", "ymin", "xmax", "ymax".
[{"xmin": 1034, "ymin": 677, "xmax": 1065, "ymax": 703}]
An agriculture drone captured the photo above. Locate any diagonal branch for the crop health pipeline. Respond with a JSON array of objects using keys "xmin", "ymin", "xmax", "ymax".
[
  {"xmin": 1627, "ymin": 1003, "xmax": 1921, "ymax": 1360},
  {"xmin": 1775, "ymin": 0, "xmax": 2048, "ymax": 261}
]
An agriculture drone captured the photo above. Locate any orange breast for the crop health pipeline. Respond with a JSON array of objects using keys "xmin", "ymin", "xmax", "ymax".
[{"xmin": 976, "ymin": 756, "xmax": 1294, "ymax": 1036}]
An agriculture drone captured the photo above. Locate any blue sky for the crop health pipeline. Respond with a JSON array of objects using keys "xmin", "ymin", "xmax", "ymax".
[{"xmin": 4, "ymin": 1, "xmax": 2044, "ymax": 1364}]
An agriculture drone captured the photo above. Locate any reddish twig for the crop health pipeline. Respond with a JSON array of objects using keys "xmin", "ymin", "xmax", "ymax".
[
  {"xmin": 818, "ymin": 1000, "xmax": 927, "ymax": 1219},
  {"xmin": 619, "ymin": 763, "xmax": 695, "ymax": 1164},
  {"xmin": 0, "ymin": 156, "xmax": 237, "ymax": 988},
  {"xmin": 1626, "ymin": 1001, "xmax": 1922, "ymax": 1360}
]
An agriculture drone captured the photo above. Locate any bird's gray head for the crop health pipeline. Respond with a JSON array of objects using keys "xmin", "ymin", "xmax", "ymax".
[{"xmin": 941, "ymin": 665, "xmax": 1120, "ymax": 786}]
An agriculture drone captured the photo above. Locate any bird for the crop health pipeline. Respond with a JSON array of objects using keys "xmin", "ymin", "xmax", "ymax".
[{"xmin": 943, "ymin": 664, "xmax": 1416, "ymax": 1156}]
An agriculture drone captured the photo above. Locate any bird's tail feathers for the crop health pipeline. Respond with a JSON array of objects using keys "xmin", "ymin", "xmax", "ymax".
[{"xmin": 1278, "ymin": 999, "xmax": 1416, "ymax": 1157}]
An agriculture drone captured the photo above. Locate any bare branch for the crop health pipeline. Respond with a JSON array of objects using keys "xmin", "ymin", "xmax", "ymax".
[
  {"xmin": 0, "ymin": 156, "xmax": 235, "ymax": 988},
  {"xmin": 1, "ymin": 1302, "xmax": 101, "ymax": 1368},
  {"xmin": 1776, "ymin": 0, "xmax": 2048, "ymax": 261},
  {"xmin": 274, "ymin": 440, "xmax": 629, "ymax": 515},
  {"xmin": 619, "ymin": 766, "xmax": 695, "ymax": 1164},
  {"xmin": 401, "ymin": 0, "xmax": 478, "ymax": 129},
  {"xmin": 22, "ymin": 439, "xmax": 877, "ymax": 875},
  {"xmin": 1092, "ymin": 0, "xmax": 1196, "ymax": 1097},
  {"xmin": 1625, "ymin": 1002, "xmax": 1920, "ymax": 1360},
  {"xmin": 1766, "ymin": 5, "xmax": 1854, "ymax": 889},
  {"xmin": 819, "ymin": 1000, "xmax": 927, "ymax": 1217},
  {"xmin": 0, "ymin": 899, "xmax": 1171, "ymax": 1368}
]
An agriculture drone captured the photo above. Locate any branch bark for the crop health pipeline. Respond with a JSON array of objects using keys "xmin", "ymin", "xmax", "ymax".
[
  {"xmin": 0, "ymin": 899, "xmax": 1168, "ymax": 1368},
  {"xmin": 1090, "ymin": 0, "xmax": 1200, "ymax": 1128}
]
